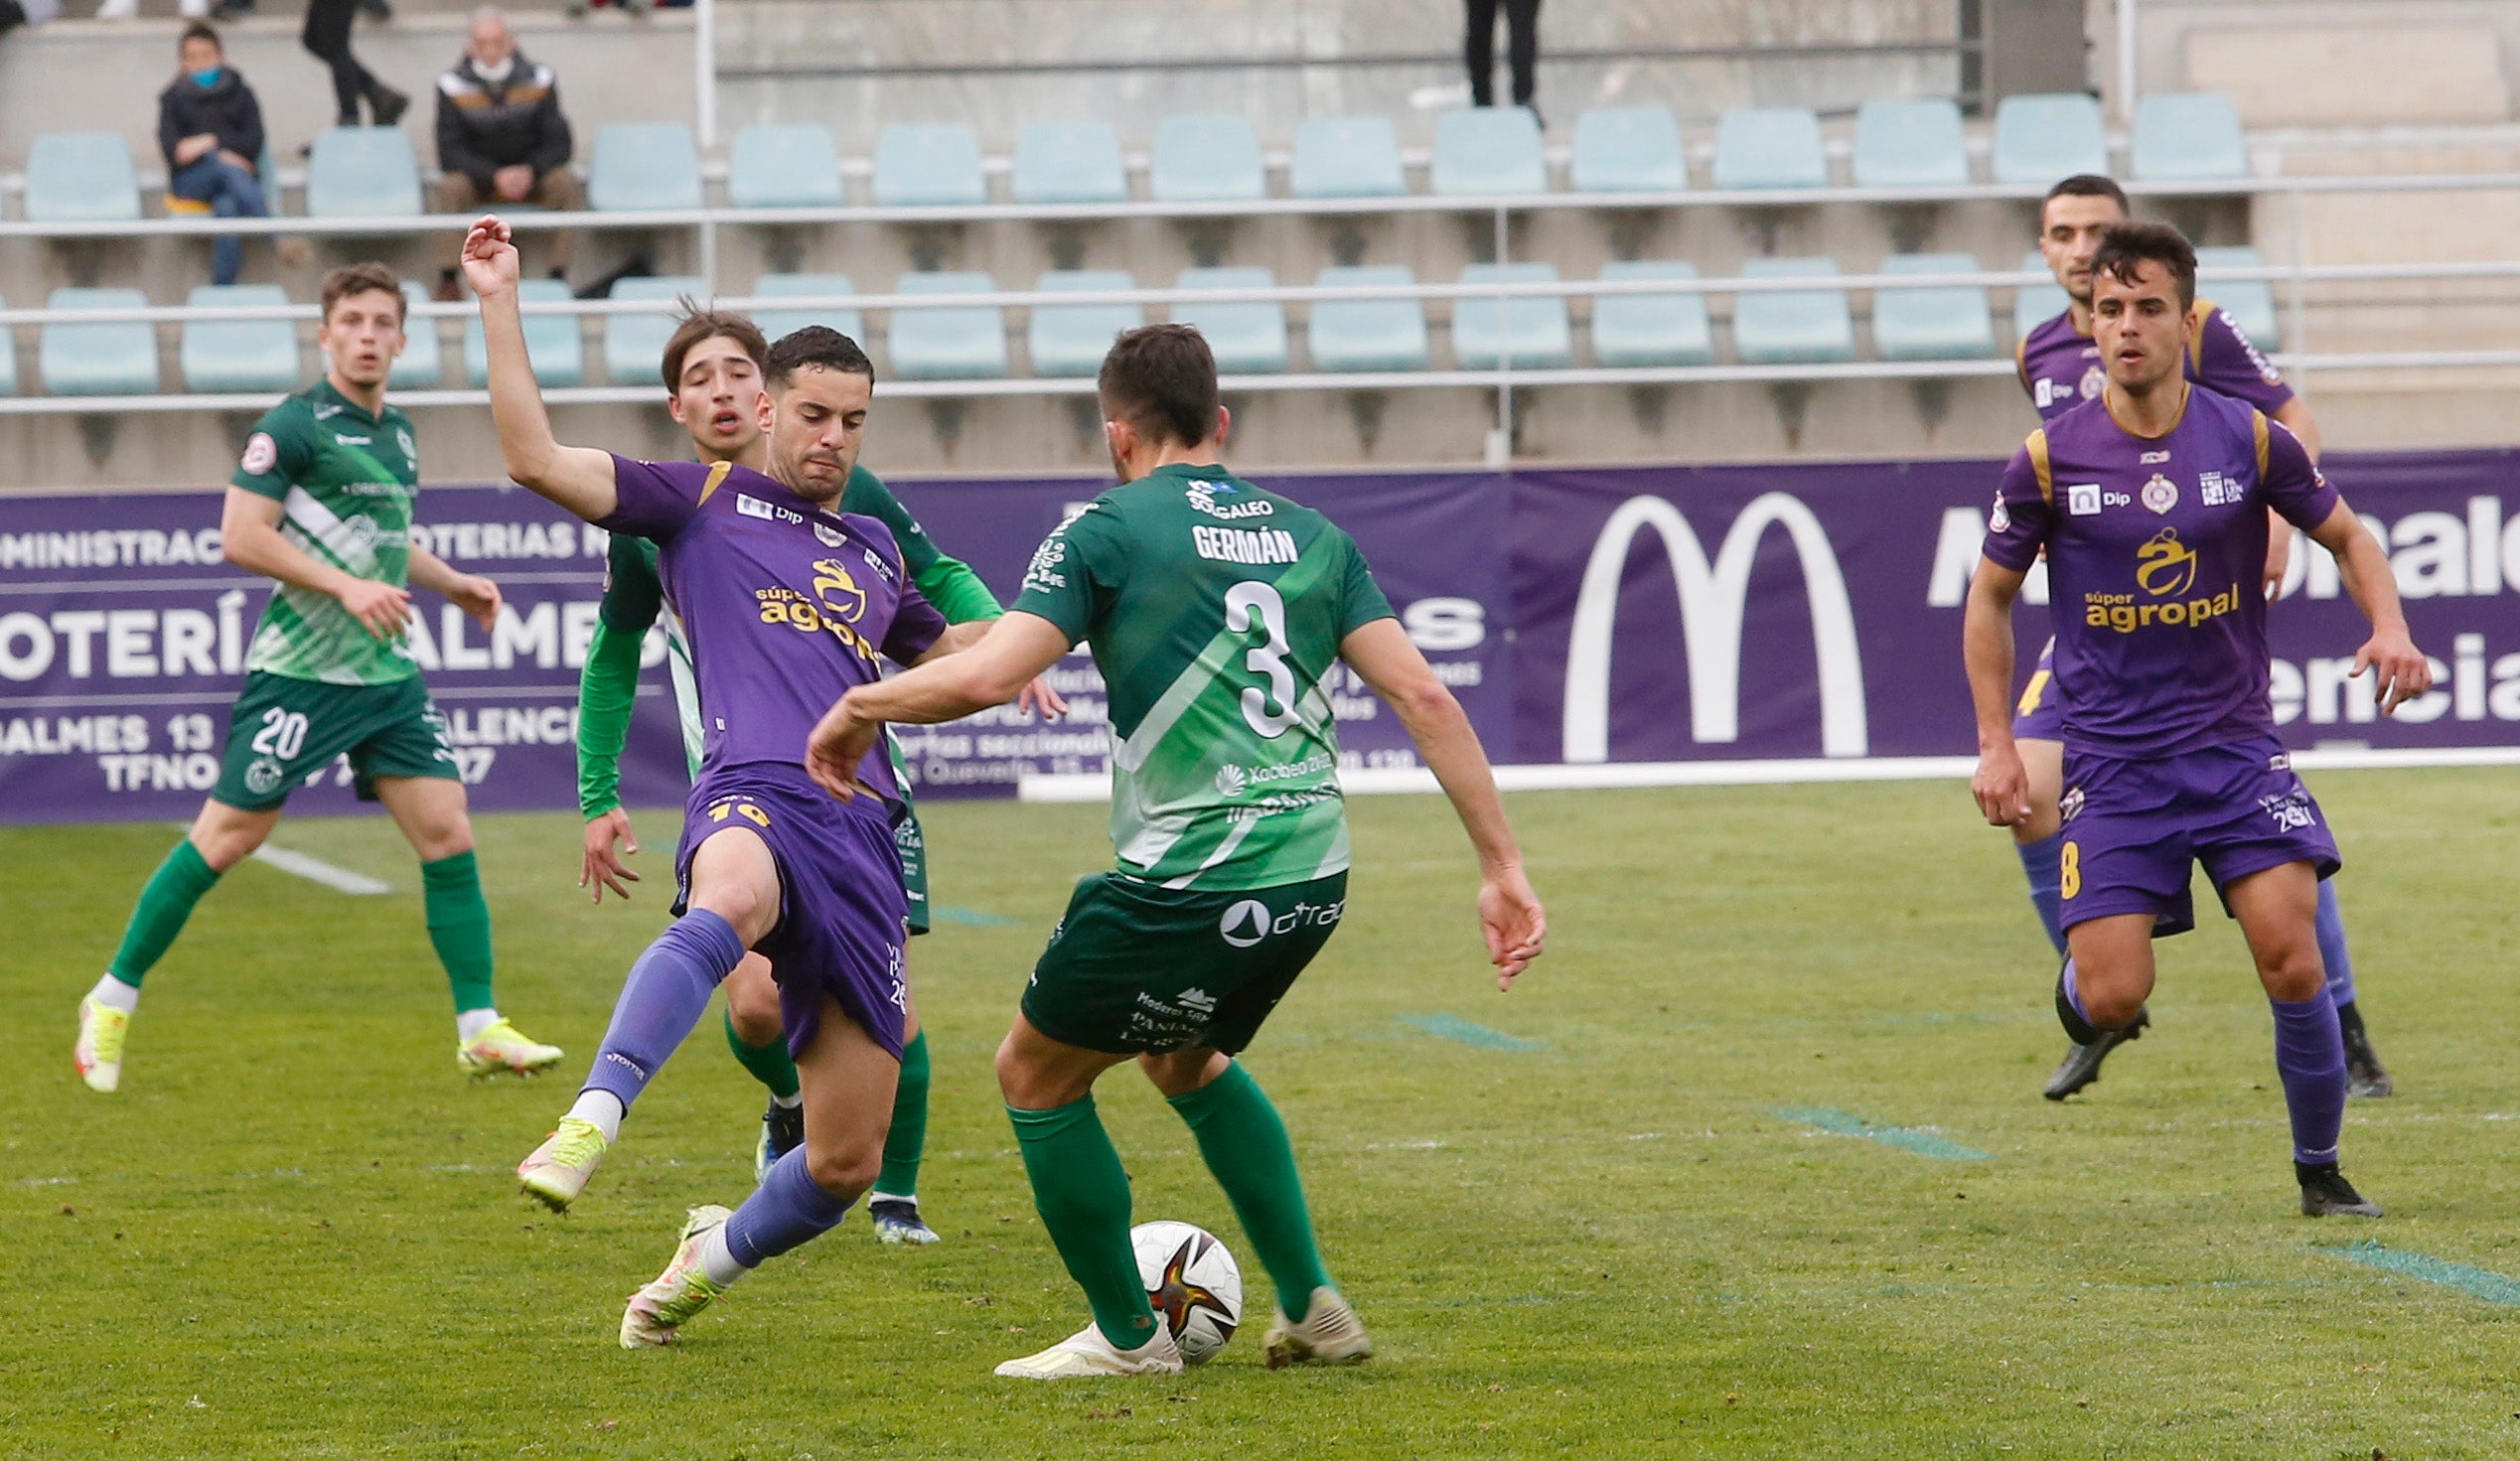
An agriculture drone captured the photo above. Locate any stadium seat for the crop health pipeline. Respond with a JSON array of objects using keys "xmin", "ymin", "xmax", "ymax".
[
  {"xmin": 1569, "ymin": 106, "xmax": 1687, "ymax": 193},
  {"xmin": 871, "ymin": 124, "xmax": 987, "ymax": 208},
  {"xmin": 306, "ymin": 127, "xmax": 424, "ymax": 219},
  {"xmin": 392, "ymin": 281, "xmax": 444, "ymax": 388},
  {"xmin": 1169, "ymin": 266, "xmax": 1288, "ymax": 374},
  {"xmin": 1871, "ymin": 253, "xmax": 1996, "ymax": 361},
  {"xmin": 2197, "ymin": 245, "xmax": 2283, "ymax": 348},
  {"xmin": 1289, "ymin": 115, "xmax": 1406, "ymax": 199},
  {"xmin": 40, "ymin": 288, "xmax": 159, "ymax": 396},
  {"xmin": 0, "ymin": 297, "xmax": 14, "ymax": 396},
  {"xmin": 751, "ymin": 273, "xmax": 865, "ymax": 346},
  {"xmin": 1307, "ymin": 265, "xmax": 1428, "ymax": 372},
  {"xmin": 1027, "ymin": 270, "xmax": 1142, "ymax": 377},
  {"xmin": 1591, "ymin": 260, "xmax": 1715, "ymax": 367},
  {"xmin": 1149, "ymin": 113, "xmax": 1265, "ymax": 203},
  {"xmin": 1430, "ymin": 108, "xmax": 1547, "ymax": 197},
  {"xmin": 1012, "ymin": 121, "xmax": 1129, "ymax": 206},
  {"xmin": 728, "ymin": 124, "xmax": 843, "ymax": 209},
  {"xmin": 180, "ymin": 284, "xmax": 299, "ymax": 393},
  {"xmin": 1851, "ymin": 97, "xmax": 1970, "ymax": 189},
  {"xmin": 1452, "ymin": 263, "xmax": 1572, "ymax": 369},
  {"xmin": 464, "ymin": 278, "xmax": 583, "ymax": 387},
  {"xmin": 604, "ymin": 276, "xmax": 706, "ymax": 384},
  {"xmin": 887, "ymin": 271, "xmax": 1009, "ymax": 379},
  {"xmin": 2132, "ymin": 92, "xmax": 2251, "ymax": 183},
  {"xmin": 1991, "ymin": 93, "xmax": 2108, "ymax": 187},
  {"xmin": 25, "ymin": 132, "xmax": 142, "ymax": 223},
  {"xmin": 1710, "ymin": 107, "xmax": 1829, "ymax": 191},
  {"xmin": 588, "ymin": 123, "xmax": 703, "ymax": 213},
  {"xmin": 2014, "ymin": 249, "xmax": 2068, "ymax": 340},
  {"xmin": 1732, "ymin": 258, "xmax": 1855, "ymax": 365}
]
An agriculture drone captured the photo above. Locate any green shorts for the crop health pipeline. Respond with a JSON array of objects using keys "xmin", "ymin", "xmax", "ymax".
[
  {"xmin": 896, "ymin": 807, "xmax": 930, "ymax": 937},
  {"xmin": 213, "ymin": 671, "xmax": 457, "ymax": 811},
  {"xmin": 1022, "ymin": 871, "xmax": 1349, "ymax": 1055}
]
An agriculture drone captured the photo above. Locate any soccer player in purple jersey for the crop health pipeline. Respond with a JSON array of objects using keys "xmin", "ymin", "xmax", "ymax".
[
  {"xmin": 459, "ymin": 216, "xmax": 990, "ymax": 1344},
  {"xmin": 1966, "ymin": 222, "xmax": 2431, "ymax": 1219},
  {"xmin": 2008, "ymin": 175, "xmax": 2391, "ymax": 1101}
]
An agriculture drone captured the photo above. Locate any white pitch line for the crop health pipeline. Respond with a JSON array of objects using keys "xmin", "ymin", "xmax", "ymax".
[{"xmin": 250, "ymin": 845, "xmax": 393, "ymax": 895}]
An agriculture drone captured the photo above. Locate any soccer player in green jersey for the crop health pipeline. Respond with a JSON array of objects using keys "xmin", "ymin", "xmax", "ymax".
[
  {"xmin": 73, "ymin": 263, "xmax": 563, "ymax": 1094},
  {"xmin": 808, "ymin": 324, "xmax": 1548, "ymax": 1379},
  {"xmin": 566, "ymin": 307, "xmax": 1061, "ymax": 1242}
]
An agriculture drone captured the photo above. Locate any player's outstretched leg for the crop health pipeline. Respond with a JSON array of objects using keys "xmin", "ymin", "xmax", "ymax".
[
  {"xmin": 869, "ymin": 1006, "xmax": 938, "ymax": 1244},
  {"xmin": 76, "ymin": 802, "xmax": 274, "ymax": 1093},
  {"xmin": 721, "ymin": 955, "xmax": 804, "ymax": 1181},
  {"xmin": 2227, "ymin": 863, "xmax": 2379, "ymax": 1218},
  {"xmin": 2316, "ymin": 881, "xmax": 2392, "ymax": 1097},
  {"xmin": 2044, "ymin": 956, "xmax": 2149, "ymax": 1100}
]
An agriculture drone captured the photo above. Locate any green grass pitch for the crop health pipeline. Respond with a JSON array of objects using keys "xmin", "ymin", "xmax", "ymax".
[{"xmin": 4, "ymin": 770, "xmax": 2518, "ymax": 1458}]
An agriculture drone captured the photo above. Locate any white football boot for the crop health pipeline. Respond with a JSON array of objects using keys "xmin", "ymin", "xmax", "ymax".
[
  {"xmin": 994, "ymin": 1322, "xmax": 1183, "ymax": 1380},
  {"xmin": 1262, "ymin": 1287, "xmax": 1374, "ymax": 1369}
]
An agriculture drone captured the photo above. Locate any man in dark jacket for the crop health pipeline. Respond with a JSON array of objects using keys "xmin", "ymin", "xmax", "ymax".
[
  {"xmin": 160, "ymin": 23, "xmax": 283, "ymax": 286},
  {"xmin": 434, "ymin": 6, "xmax": 578, "ymax": 297}
]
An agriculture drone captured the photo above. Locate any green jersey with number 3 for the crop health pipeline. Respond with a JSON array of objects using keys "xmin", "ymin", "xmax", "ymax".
[
  {"xmin": 230, "ymin": 379, "xmax": 422, "ymax": 685},
  {"xmin": 1011, "ymin": 462, "xmax": 1396, "ymax": 891}
]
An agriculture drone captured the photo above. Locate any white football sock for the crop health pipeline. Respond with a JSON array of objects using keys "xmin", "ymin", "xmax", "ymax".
[
  {"xmin": 868, "ymin": 1191, "xmax": 916, "ymax": 1207},
  {"xmin": 699, "ymin": 1224, "xmax": 747, "ymax": 1287},
  {"xmin": 455, "ymin": 1007, "xmax": 502, "ymax": 1043},
  {"xmin": 88, "ymin": 974, "xmax": 141, "ymax": 1015},
  {"xmin": 566, "ymin": 1090, "xmax": 627, "ymax": 1142},
  {"xmin": 770, "ymin": 1091, "xmax": 804, "ymax": 1110}
]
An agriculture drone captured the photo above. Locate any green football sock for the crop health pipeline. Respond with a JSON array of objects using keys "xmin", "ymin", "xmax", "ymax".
[
  {"xmin": 723, "ymin": 1006, "xmax": 801, "ymax": 1100},
  {"xmin": 106, "ymin": 838, "xmax": 222, "ymax": 986},
  {"xmin": 1168, "ymin": 1061, "xmax": 1335, "ymax": 1319},
  {"xmin": 1007, "ymin": 1097, "xmax": 1159, "ymax": 1348},
  {"xmin": 419, "ymin": 850, "xmax": 497, "ymax": 1014},
  {"xmin": 875, "ymin": 1029, "xmax": 931, "ymax": 1196}
]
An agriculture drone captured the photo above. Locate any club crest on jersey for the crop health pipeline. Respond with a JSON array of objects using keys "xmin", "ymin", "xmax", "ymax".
[
  {"xmin": 2141, "ymin": 474, "xmax": 2178, "ymax": 513},
  {"xmin": 2078, "ymin": 365, "xmax": 2106, "ymax": 400},
  {"xmin": 815, "ymin": 521, "xmax": 846, "ymax": 547}
]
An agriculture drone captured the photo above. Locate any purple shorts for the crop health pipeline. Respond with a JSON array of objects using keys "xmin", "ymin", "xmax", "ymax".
[
  {"xmin": 672, "ymin": 763, "xmax": 909, "ymax": 1061},
  {"xmin": 2012, "ymin": 638, "xmax": 2067, "ymax": 741},
  {"xmin": 2057, "ymin": 736, "xmax": 2340, "ymax": 937}
]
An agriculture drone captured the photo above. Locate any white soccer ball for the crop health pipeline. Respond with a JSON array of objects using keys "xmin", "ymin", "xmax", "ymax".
[{"xmin": 1131, "ymin": 1220, "xmax": 1243, "ymax": 1365}]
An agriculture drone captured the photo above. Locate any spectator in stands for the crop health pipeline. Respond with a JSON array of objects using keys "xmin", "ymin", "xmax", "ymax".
[
  {"xmin": 159, "ymin": 23, "xmax": 298, "ymax": 285},
  {"xmin": 432, "ymin": 5, "xmax": 578, "ymax": 299},
  {"xmin": 1464, "ymin": 0, "xmax": 1542, "ymax": 122},
  {"xmin": 197, "ymin": 0, "xmax": 408, "ymax": 129}
]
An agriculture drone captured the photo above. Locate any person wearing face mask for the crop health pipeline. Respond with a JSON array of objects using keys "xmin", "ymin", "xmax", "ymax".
[
  {"xmin": 158, "ymin": 23, "xmax": 289, "ymax": 286},
  {"xmin": 432, "ymin": 5, "xmax": 579, "ymax": 300}
]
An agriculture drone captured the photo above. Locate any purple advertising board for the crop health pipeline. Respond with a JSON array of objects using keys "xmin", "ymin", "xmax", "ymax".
[{"xmin": 5, "ymin": 449, "xmax": 2518, "ymax": 823}]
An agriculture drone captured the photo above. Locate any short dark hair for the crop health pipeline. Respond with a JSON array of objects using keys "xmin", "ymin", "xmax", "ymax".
[
  {"xmin": 179, "ymin": 21, "xmax": 222, "ymax": 52},
  {"xmin": 319, "ymin": 262, "xmax": 405, "ymax": 326},
  {"xmin": 661, "ymin": 308, "xmax": 768, "ymax": 391},
  {"xmin": 764, "ymin": 326, "xmax": 874, "ymax": 390},
  {"xmin": 2091, "ymin": 221, "xmax": 2197, "ymax": 310},
  {"xmin": 2041, "ymin": 173, "xmax": 2129, "ymax": 219},
  {"xmin": 1097, "ymin": 324, "xmax": 1219, "ymax": 448}
]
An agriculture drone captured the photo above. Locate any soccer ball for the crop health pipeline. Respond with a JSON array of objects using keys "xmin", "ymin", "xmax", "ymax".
[{"xmin": 1131, "ymin": 1221, "xmax": 1243, "ymax": 1365}]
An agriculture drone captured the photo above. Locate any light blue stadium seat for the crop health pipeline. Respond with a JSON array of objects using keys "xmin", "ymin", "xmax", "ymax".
[
  {"xmin": 1871, "ymin": 253, "xmax": 1995, "ymax": 361},
  {"xmin": 1430, "ymin": 107, "xmax": 1547, "ymax": 196},
  {"xmin": 180, "ymin": 284, "xmax": 299, "ymax": 393},
  {"xmin": 604, "ymin": 276, "xmax": 705, "ymax": 384},
  {"xmin": 0, "ymin": 295, "xmax": 15, "ymax": 396},
  {"xmin": 26, "ymin": 132, "xmax": 142, "ymax": 223},
  {"xmin": 1028, "ymin": 270, "xmax": 1141, "ymax": 377},
  {"xmin": 40, "ymin": 288, "xmax": 159, "ymax": 396},
  {"xmin": 887, "ymin": 271, "xmax": 1008, "ymax": 379},
  {"xmin": 1308, "ymin": 265, "xmax": 1428, "ymax": 372},
  {"xmin": 1851, "ymin": 97, "xmax": 1970, "ymax": 189},
  {"xmin": 872, "ymin": 124, "xmax": 987, "ymax": 208},
  {"xmin": 1991, "ymin": 93, "xmax": 2109, "ymax": 187},
  {"xmin": 729, "ymin": 124, "xmax": 843, "ymax": 209},
  {"xmin": 392, "ymin": 281, "xmax": 444, "ymax": 388},
  {"xmin": 1591, "ymin": 261, "xmax": 1713, "ymax": 367},
  {"xmin": 2014, "ymin": 249, "xmax": 2068, "ymax": 340},
  {"xmin": 1711, "ymin": 107, "xmax": 1829, "ymax": 191},
  {"xmin": 1289, "ymin": 115, "xmax": 1405, "ymax": 199},
  {"xmin": 2197, "ymin": 245, "xmax": 2282, "ymax": 349},
  {"xmin": 1732, "ymin": 258, "xmax": 1854, "ymax": 365},
  {"xmin": 1012, "ymin": 120, "xmax": 1128, "ymax": 206},
  {"xmin": 752, "ymin": 274, "xmax": 865, "ymax": 346},
  {"xmin": 1569, "ymin": 107, "xmax": 1686, "ymax": 193},
  {"xmin": 465, "ymin": 278, "xmax": 582, "ymax": 387},
  {"xmin": 1149, "ymin": 113, "xmax": 1265, "ymax": 203},
  {"xmin": 589, "ymin": 123, "xmax": 702, "ymax": 212},
  {"xmin": 2132, "ymin": 91, "xmax": 2250, "ymax": 183},
  {"xmin": 1170, "ymin": 267, "xmax": 1287, "ymax": 374},
  {"xmin": 1453, "ymin": 263, "xmax": 1571, "ymax": 369},
  {"xmin": 306, "ymin": 127, "xmax": 424, "ymax": 219}
]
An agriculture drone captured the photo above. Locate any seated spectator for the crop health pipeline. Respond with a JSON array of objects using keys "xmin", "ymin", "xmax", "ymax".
[
  {"xmin": 433, "ymin": 6, "xmax": 577, "ymax": 298},
  {"xmin": 160, "ymin": 23, "xmax": 294, "ymax": 285}
]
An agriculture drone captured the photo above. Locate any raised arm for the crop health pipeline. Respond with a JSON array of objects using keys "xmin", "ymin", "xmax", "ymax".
[
  {"xmin": 462, "ymin": 215, "xmax": 621, "ymax": 522},
  {"xmin": 220, "ymin": 488, "xmax": 410, "ymax": 640},
  {"xmin": 1963, "ymin": 557, "xmax": 2031, "ymax": 828},
  {"xmin": 2304, "ymin": 499, "xmax": 2431, "ymax": 713},
  {"xmin": 1339, "ymin": 617, "xmax": 1544, "ymax": 987}
]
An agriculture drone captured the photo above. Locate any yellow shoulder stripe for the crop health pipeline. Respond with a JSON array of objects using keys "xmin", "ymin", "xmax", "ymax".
[
  {"xmin": 2027, "ymin": 429, "xmax": 2052, "ymax": 505},
  {"xmin": 2253, "ymin": 409, "xmax": 2271, "ymax": 479},
  {"xmin": 2187, "ymin": 299, "xmax": 2215, "ymax": 369},
  {"xmin": 697, "ymin": 459, "xmax": 734, "ymax": 507}
]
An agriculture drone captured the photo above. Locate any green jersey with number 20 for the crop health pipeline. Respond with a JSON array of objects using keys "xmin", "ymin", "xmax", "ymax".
[{"xmin": 1011, "ymin": 463, "xmax": 1396, "ymax": 891}]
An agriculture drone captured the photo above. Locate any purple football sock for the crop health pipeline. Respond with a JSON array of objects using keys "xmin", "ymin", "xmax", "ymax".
[
  {"xmin": 2314, "ymin": 880, "xmax": 2356, "ymax": 1007},
  {"xmin": 2060, "ymin": 957, "xmax": 2089, "ymax": 1021},
  {"xmin": 579, "ymin": 909, "xmax": 747, "ymax": 1111},
  {"xmin": 2015, "ymin": 831, "xmax": 2068, "ymax": 956},
  {"xmin": 723, "ymin": 1145, "xmax": 856, "ymax": 1267},
  {"xmin": 2270, "ymin": 991, "xmax": 2347, "ymax": 1165}
]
